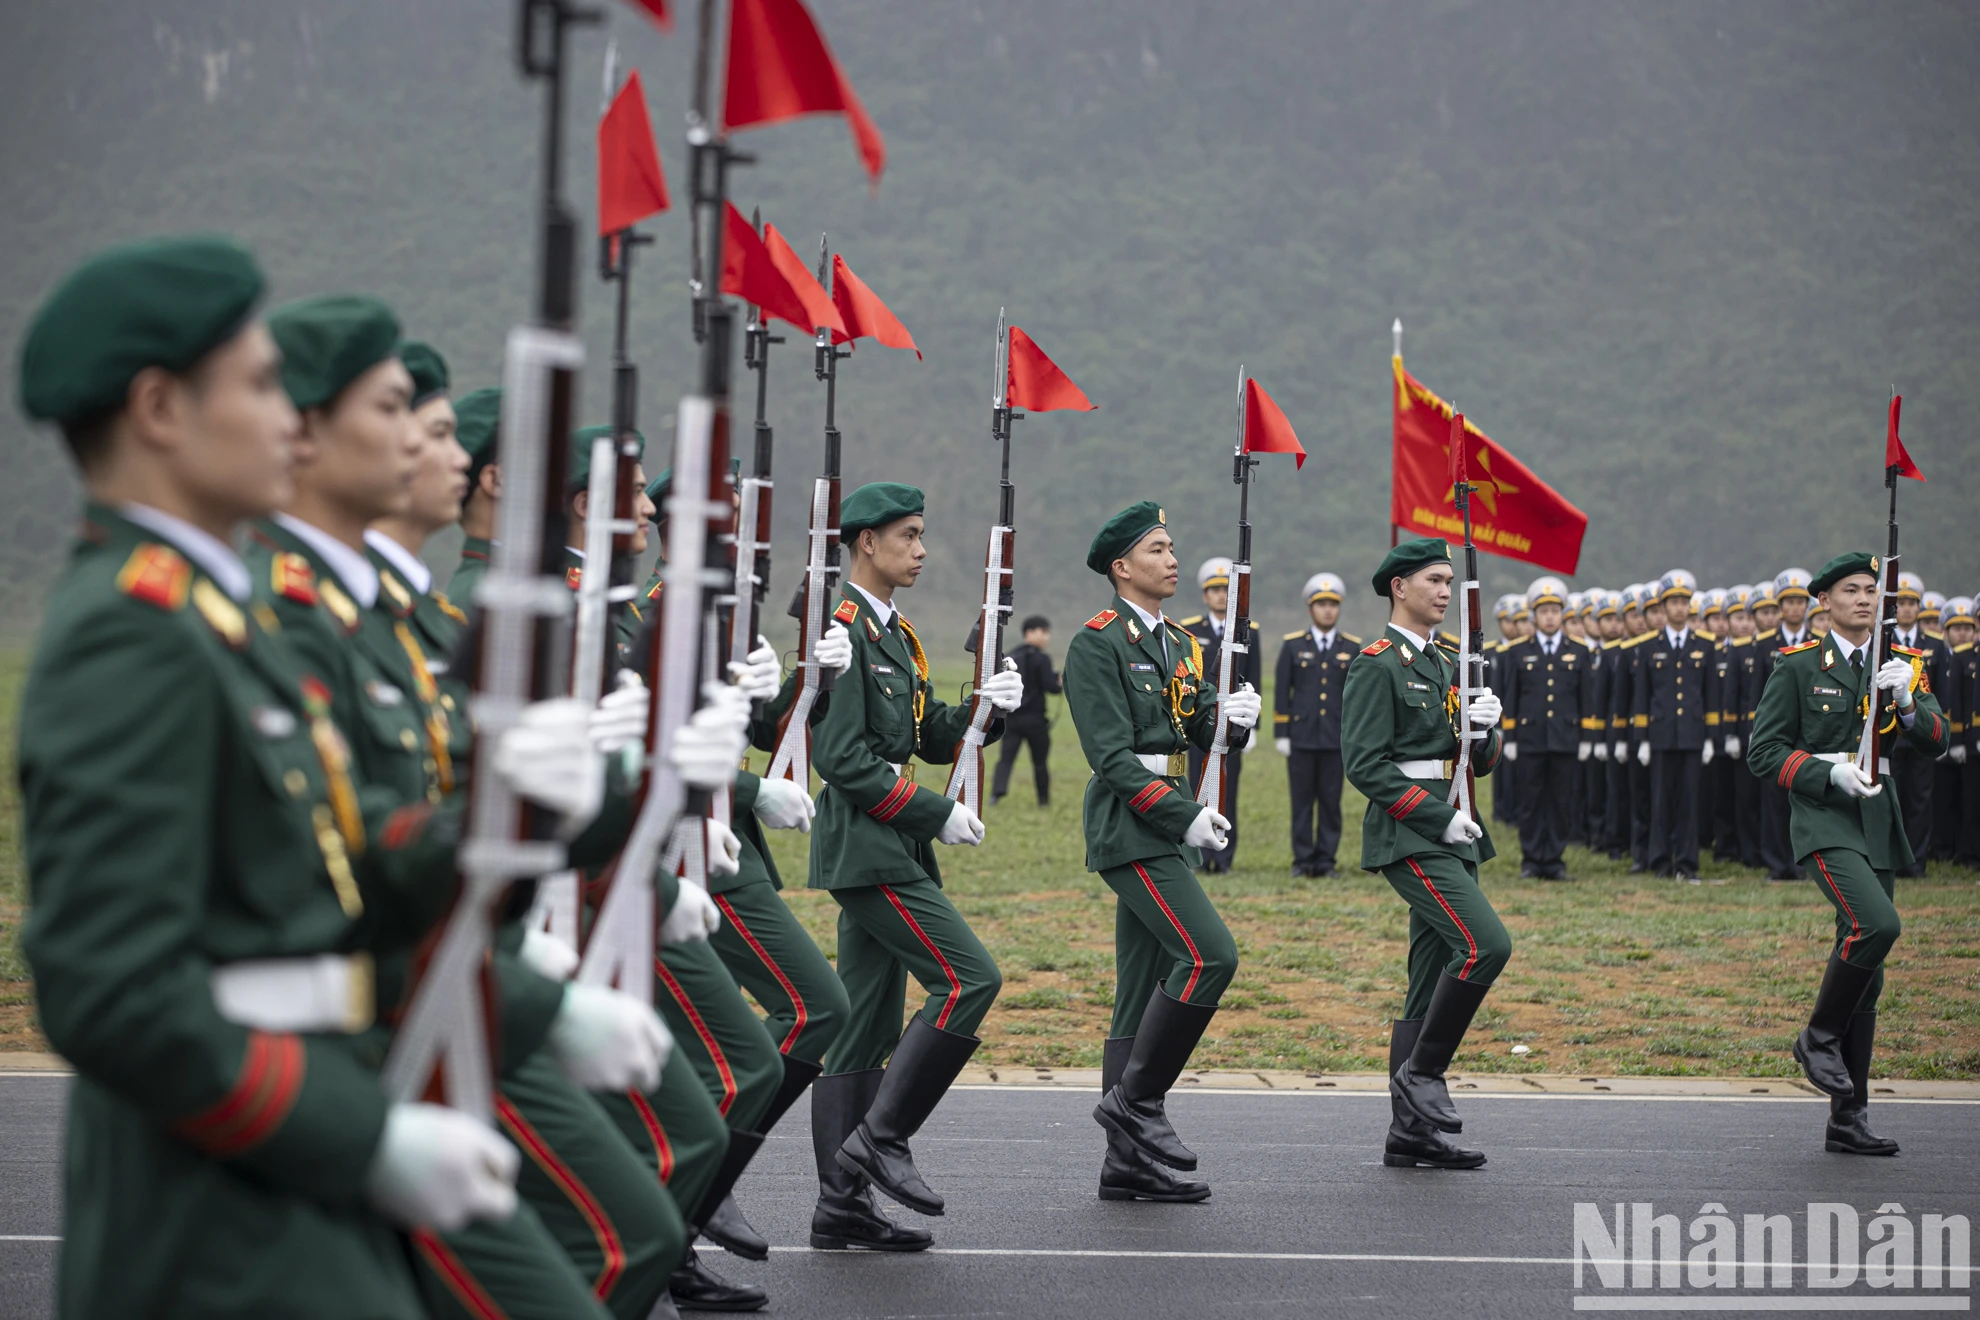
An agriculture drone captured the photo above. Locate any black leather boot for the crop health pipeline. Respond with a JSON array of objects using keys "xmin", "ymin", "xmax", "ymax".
[
  {"xmin": 668, "ymin": 1247, "xmax": 766, "ymax": 1312},
  {"xmin": 692, "ymin": 1133, "xmax": 767, "ymax": 1261},
  {"xmin": 1794, "ymin": 954, "xmax": 1877, "ymax": 1099},
  {"xmin": 1382, "ymin": 1018, "xmax": 1486, "ymax": 1169},
  {"xmin": 646, "ymin": 1293, "xmax": 682, "ymax": 1320},
  {"xmin": 1096, "ymin": 1035, "xmax": 1211, "ymax": 1202},
  {"xmin": 837, "ymin": 1017, "xmax": 980, "ymax": 1215},
  {"xmin": 809, "ymin": 1070, "xmax": 932, "ymax": 1251},
  {"xmin": 1825, "ymin": 1012, "xmax": 1899, "ymax": 1156},
  {"xmin": 1391, "ymin": 972, "xmax": 1490, "ymax": 1134},
  {"xmin": 1094, "ymin": 987, "xmax": 1218, "ymax": 1170}
]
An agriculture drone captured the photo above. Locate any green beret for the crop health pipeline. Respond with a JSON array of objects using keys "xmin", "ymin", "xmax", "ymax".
[
  {"xmin": 841, "ymin": 481, "xmax": 925, "ymax": 538},
  {"xmin": 20, "ymin": 235, "xmax": 264, "ymax": 425},
  {"xmin": 1085, "ymin": 501, "xmax": 1167, "ymax": 576},
  {"xmin": 568, "ymin": 424, "xmax": 647, "ymax": 492},
  {"xmin": 1811, "ymin": 551, "xmax": 1880, "ymax": 597},
  {"xmin": 455, "ymin": 387, "xmax": 502, "ymax": 482},
  {"xmin": 267, "ymin": 294, "xmax": 401, "ymax": 411},
  {"xmin": 400, "ymin": 341, "xmax": 449, "ymax": 408},
  {"xmin": 1371, "ymin": 536, "xmax": 1454, "ymax": 597}
]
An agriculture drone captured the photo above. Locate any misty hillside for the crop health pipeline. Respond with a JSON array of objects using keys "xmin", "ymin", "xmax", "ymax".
[{"xmin": 3, "ymin": 0, "xmax": 1976, "ymax": 646}]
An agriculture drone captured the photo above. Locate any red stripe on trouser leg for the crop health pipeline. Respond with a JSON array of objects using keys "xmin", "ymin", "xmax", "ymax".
[
  {"xmin": 1811, "ymin": 850, "xmax": 1863, "ymax": 963},
  {"xmin": 877, "ymin": 884, "xmax": 962, "ymax": 1030},
  {"xmin": 412, "ymin": 1229, "xmax": 510, "ymax": 1320},
  {"xmin": 655, "ymin": 959, "xmax": 738, "ymax": 1116},
  {"xmin": 625, "ymin": 1088, "xmax": 675, "ymax": 1183},
  {"xmin": 1132, "ymin": 861, "xmax": 1205, "ymax": 1002},
  {"xmin": 1406, "ymin": 856, "xmax": 1480, "ymax": 980},
  {"xmin": 715, "ymin": 894, "xmax": 808, "ymax": 1054},
  {"xmin": 496, "ymin": 1096, "xmax": 626, "ymax": 1301}
]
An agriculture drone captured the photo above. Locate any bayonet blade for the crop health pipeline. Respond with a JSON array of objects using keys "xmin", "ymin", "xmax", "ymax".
[
  {"xmin": 600, "ymin": 37, "xmax": 620, "ymax": 117},
  {"xmin": 992, "ymin": 308, "xmax": 1008, "ymax": 411}
]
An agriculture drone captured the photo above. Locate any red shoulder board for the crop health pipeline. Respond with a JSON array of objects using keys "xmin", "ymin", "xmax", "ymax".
[
  {"xmin": 834, "ymin": 598, "xmax": 860, "ymax": 625},
  {"xmin": 1361, "ymin": 638, "xmax": 1392, "ymax": 656},
  {"xmin": 646, "ymin": 579, "xmax": 664, "ymax": 602},
  {"xmin": 1085, "ymin": 609, "xmax": 1118, "ymax": 631},
  {"xmin": 116, "ymin": 544, "xmax": 191, "ymax": 611},
  {"xmin": 565, "ymin": 565, "xmax": 582, "ymax": 590},
  {"xmin": 271, "ymin": 552, "xmax": 316, "ymax": 606},
  {"xmin": 1779, "ymin": 640, "xmax": 1818, "ymax": 656}
]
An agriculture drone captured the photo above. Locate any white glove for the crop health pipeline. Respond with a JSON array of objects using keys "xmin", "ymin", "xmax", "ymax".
[
  {"xmin": 1577, "ymin": 742, "xmax": 1592, "ymax": 762},
  {"xmin": 1224, "ymin": 682, "xmax": 1262, "ymax": 730},
  {"xmin": 1593, "ymin": 740, "xmax": 1609, "ymax": 762},
  {"xmin": 1875, "ymin": 658, "xmax": 1915, "ymax": 709},
  {"xmin": 1502, "ymin": 741, "xmax": 1519, "ymax": 763},
  {"xmin": 752, "ymin": 776, "xmax": 815, "ymax": 831},
  {"xmin": 1952, "ymin": 744, "xmax": 1969, "ymax": 765},
  {"xmin": 1828, "ymin": 760, "xmax": 1882, "ymax": 799},
  {"xmin": 1440, "ymin": 810, "xmax": 1484, "ymax": 845},
  {"xmin": 937, "ymin": 800, "xmax": 986, "ymax": 846},
  {"xmin": 1701, "ymin": 739, "xmax": 1715, "ymax": 766},
  {"xmin": 1637, "ymin": 741, "xmax": 1652, "ymax": 768},
  {"xmin": 547, "ymin": 982, "xmax": 673, "ymax": 1091},
  {"xmin": 519, "ymin": 927, "xmax": 579, "ymax": 981},
  {"xmin": 979, "ymin": 657, "xmax": 1024, "ymax": 712},
  {"xmin": 588, "ymin": 671, "xmax": 650, "ymax": 754},
  {"xmin": 1468, "ymin": 690, "xmax": 1502, "ymax": 728},
  {"xmin": 495, "ymin": 698, "xmax": 605, "ymax": 837},
  {"xmin": 1274, "ymin": 737, "xmax": 1292, "ymax": 757},
  {"xmin": 815, "ymin": 622, "xmax": 853, "ymax": 675},
  {"xmin": 1725, "ymin": 736, "xmax": 1742, "ymax": 760},
  {"xmin": 728, "ymin": 636, "xmax": 782, "ymax": 704},
  {"xmin": 1182, "ymin": 807, "xmax": 1231, "ymax": 851},
  {"xmin": 704, "ymin": 818, "xmax": 742, "ymax": 878},
  {"xmin": 667, "ymin": 684, "xmax": 751, "ymax": 790},
  {"xmin": 366, "ymin": 1103, "xmax": 519, "ymax": 1232},
  {"xmin": 660, "ymin": 875, "xmax": 723, "ymax": 944},
  {"xmin": 1613, "ymin": 740, "xmax": 1627, "ymax": 761}
]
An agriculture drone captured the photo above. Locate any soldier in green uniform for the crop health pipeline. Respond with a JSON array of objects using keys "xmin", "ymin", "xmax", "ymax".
[
  {"xmin": 447, "ymin": 384, "xmax": 502, "ymax": 604},
  {"xmin": 1064, "ymin": 503, "xmax": 1260, "ymax": 1201},
  {"xmin": 1748, "ymin": 552, "xmax": 1949, "ymax": 1155},
  {"xmin": 16, "ymin": 236, "xmax": 524, "ymax": 1319},
  {"xmin": 1340, "ymin": 538, "xmax": 1507, "ymax": 1171},
  {"xmin": 806, "ymin": 481, "xmax": 1022, "ymax": 1244}
]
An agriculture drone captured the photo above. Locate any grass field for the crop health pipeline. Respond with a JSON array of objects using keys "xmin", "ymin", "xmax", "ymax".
[{"xmin": 3, "ymin": 651, "xmax": 1976, "ymax": 1076}]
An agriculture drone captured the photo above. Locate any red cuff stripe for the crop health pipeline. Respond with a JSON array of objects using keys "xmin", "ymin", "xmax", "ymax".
[
  {"xmin": 1778, "ymin": 750, "xmax": 1810, "ymax": 789},
  {"xmin": 172, "ymin": 1031, "xmax": 305, "ymax": 1158},
  {"xmin": 1388, "ymin": 786, "xmax": 1428, "ymax": 819},
  {"xmin": 1130, "ymin": 781, "xmax": 1173, "ymax": 813},
  {"xmin": 868, "ymin": 777, "xmax": 916, "ymax": 823},
  {"xmin": 224, "ymin": 1034, "xmax": 304, "ymax": 1154}
]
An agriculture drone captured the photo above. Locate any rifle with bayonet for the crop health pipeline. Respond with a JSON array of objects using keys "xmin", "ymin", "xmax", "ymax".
[
  {"xmin": 1856, "ymin": 387, "xmax": 1905, "ymax": 789},
  {"xmin": 1445, "ymin": 405, "xmax": 1485, "ymax": 820},
  {"xmin": 1194, "ymin": 365, "xmax": 1255, "ymax": 819}
]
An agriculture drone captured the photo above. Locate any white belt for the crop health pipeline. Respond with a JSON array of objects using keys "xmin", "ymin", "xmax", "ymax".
[
  {"xmin": 1397, "ymin": 759, "xmax": 1456, "ymax": 779},
  {"xmin": 887, "ymin": 762, "xmax": 903, "ymax": 777},
  {"xmin": 1814, "ymin": 751, "xmax": 1891, "ymax": 775},
  {"xmin": 210, "ymin": 954, "xmax": 374, "ymax": 1034},
  {"xmin": 1137, "ymin": 752, "xmax": 1189, "ymax": 777}
]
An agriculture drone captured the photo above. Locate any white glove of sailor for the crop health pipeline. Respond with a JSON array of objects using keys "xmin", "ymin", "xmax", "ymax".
[
  {"xmin": 1953, "ymin": 744, "xmax": 1969, "ymax": 765},
  {"xmin": 668, "ymin": 684, "xmax": 752, "ymax": 791},
  {"xmin": 705, "ymin": 818, "xmax": 742, "ymax": 878},
  {"xmin": 1440, "ymin": 809, "xmax": 1485, "ymax": 845},
  {"xmin": 495, "ymin": 698, "xmax": 605, "ymax": 838},
  {"xmin": 519, "ymin": 927, "xmax": 580, "ymax": 981},
  {"xmin": 1701, "ymin": 739, "xmax": 1715, "ymax": 766},
  {"xmin": 1725, "ymin": 735, "xmax": 1742, "ymax": 760},
  {"xmin": 815, "ymin": 622, "xmax": 853, "ymax": 675},
  {"xmin": 1612, "ymin": 739, "xmax": 1627, "ymax": 761},
  {"xmin": 937, "ymin": 800, "xmax": 986, "ymax": 846},
  {"xmin": 1828, "ymin": 760, "xmax": 1882, "ymax": 799},
  {"xmin": 366, "ymin": 1102, "xmax": 519, "ymax": 1232},
  {"xmin": 1577, "ymin": 741, "xmax": 1592, "ymax": 762},
  {"xmin": 752, "ymin": 776, "xmax": 816, "ymax": 832},
  {"xmin": 1502, "ymin": 741, "xmax": 1519, "ymax": 763},
  {"xmin": 1875, "ymin": 658, "xmax": 1916, "ymax": 710},
  {"xmin": 1467, "ymin": 689, "xmax": 1502, "ymax": 728},
  {"xmin": 729, "ymin": 635, "xmax": 782, "ymax": 704},
  {"xmin": 1637, "ymin": 741, "xmax": 1652, "ymax": 768},
  {"xmin": 547, "ymin": 982, "xmax": 673, "ymax": 1091},
  {"xmin": 979, "ymin": 656, "xmax": 1024, "ymax": 712},
  {"xmin": 1593, "ymin": 740, "xmax": 1609, "ymax": 762},
  {"xmin": 1224, "ymin": 682, "xmax": 1262, "ymax": 730},
  {"xmin": 1183, "ymin": 807, "xmax": 1231, "ymax": 851},
  {"xmin": 588, "ymin": 671, "xmax": 650, "ymax": 754},
  {"xmin": 1274, "ymin": 737, "xmax": 1292, "ymax": 757},
  {"xmin": 660, "ymin": 877, "xmax": 723, "ymax": 945}
]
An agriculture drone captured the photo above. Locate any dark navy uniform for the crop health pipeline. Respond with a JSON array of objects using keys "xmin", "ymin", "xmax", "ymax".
[
  {"xmin": 1633, "ymin": 572, "xmax": 1718, "ymax": 877},
  {"xmin": 1273, "ymin": 615, "xmax": 1357, "ymax": 877},
  {"xmin": 1501, "ymin": 580, "xmax": 1592, "ymax": 879},
  {"xmin": 1950, "ymin": 605, "xmax": 1980, "ymax": 866},
  {"xmin": 1886, "ymin": 594, "xmax": 1950, "ymax": 876},
  {"xmin": 1725, "ymin": 594, "xmax": 1766, "ymax": 870}
]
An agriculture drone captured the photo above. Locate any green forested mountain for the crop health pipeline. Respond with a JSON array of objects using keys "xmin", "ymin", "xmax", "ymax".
[{"xmin": 3, "ymin": 1, "xmax": 1976, "ymax": 646}]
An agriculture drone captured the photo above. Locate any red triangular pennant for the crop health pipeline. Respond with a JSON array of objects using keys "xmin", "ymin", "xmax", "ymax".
[
  {"xmin": 1005, "ymin": 326, "xmax": 1095, "ymax": 413},
  {"xmin": 724, "ymin": 0, "xmax": 884, "ymax": 183},
  {"xmin": 597, "ymin": 71, "xmax": 669, "ymax": 236},
  {"xmin": 719, "ymin": 203, "xmax": 812, "ymax": 334},
  {"xmin": 1886, "ymin": 394, "xmax": 1925, "ymax": 482},
  {"xmin": 760, "ymin": 223, "xmax": 846, "ymax": 337},
  {"xmin": 1243, "ymin": 377, "xmax": 1305, "ymax": 469},
  {"xmin": 621, "ymin": 0, "xmax": 671, "ymax": 30},
  {"xmin": 830, "ymin": 254, "xmax": 918, "ymax": 358}
]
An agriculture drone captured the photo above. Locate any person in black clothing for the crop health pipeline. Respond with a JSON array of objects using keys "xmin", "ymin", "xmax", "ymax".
[
  {"xmin": 991, "ymin": 615, "xmax": 1062, "ymax": 806},
  {"xmin": 1634, "ymin": 569, "xmax": 1717, "ymax": 879},
  {"xmin": 1886, "ymin": 572, "xmax": 1951, "ymax": 877},
  {"xmin": 1273, "ymin": 572, "xmax": 1357, "ymax": 878},
  {"xmin": 1502, "ymin": 576, "xmax": 1594, "ymax": 880},
  {"xmin": 1755, "ymin": 569, "xmax": 1813, "ymax": 879},
  {"xmin": 1182, "ymin": 557, "xmax": 1263, "ymax": 873}
]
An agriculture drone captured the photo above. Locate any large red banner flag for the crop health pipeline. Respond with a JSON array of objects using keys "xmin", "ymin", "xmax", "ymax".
[
  {"xmin": 759, "ymin": 222, "xmax": 846, "ymax": 338},
  {"xmin": 1886, "ymin": 394, "xmax": 1926, "ymax": 482},
  {"xmin": 1243, "ymin": 377, "xmax": 1304, "ymax": 468},
  {"xmin": 725, "ymin": 0, "xmax": 885, "ymax": 183},
  {"xmin": 1391, "ymin": 355, "xmax": 1587, "ymax": 575},
  {"xmin": 719, "ymin": 203, "xmax": 813, "ymax": 334},
  {"xmin": 829, "ymin": 254, "xmax": 919, "ymax": 358},
  {"xmin": 598, "ymin": 71, "xmax": 669, "ymax": 237},
  {"xmin": 1006, "ymin": 326, "xmax": 1095, "ymax": 413}
]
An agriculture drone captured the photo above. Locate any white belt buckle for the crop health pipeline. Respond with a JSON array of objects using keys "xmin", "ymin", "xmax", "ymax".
[{"xmin": 210, "ymin": 953, "xmax": 374, "ymax": 1034}]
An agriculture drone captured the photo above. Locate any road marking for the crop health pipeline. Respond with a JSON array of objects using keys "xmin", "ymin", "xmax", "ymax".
[
  {"xmin": 951, "ymin": 1086, "xmax": 1980, "ymax": 1105},
  {"xmin": 0, "ymin": 1236, "xmax": 59, "ymax": 1243}
]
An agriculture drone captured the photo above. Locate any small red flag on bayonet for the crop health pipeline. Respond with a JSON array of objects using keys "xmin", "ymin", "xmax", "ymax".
[
  {"xmin": 720, "ymin": 203, "xmax": 812, "ymax": 333},
  {"xmin": 725, "ymin": 0, "xmax": 885, "ymax": 183},
  {"xmin": 597, "ymin": 71, "xmax": 669, "ymax": 236},
  {"xmin": 1005, "ymin": 326, "xmax": 1095, "ymax": 413},
  {"xmin": 622, "ymin": 0, "xmax": 670, "ymax": 29},
  {"xmin": 1243, "ymin": 377, "xmax": 1305, "ymax": 469},
  {"xmin": 760, "ymin": 222, "xmax": 846, "ymax": 337},
  {"xmin": 1447, "ymin": 408, "xmax": 1466, "ymax": 490},
  {"xmin": 829, "ymin": 254, "xmax": 918, "ymax": 358},
  {"xmin": 1886, "ymin": 394, "xmax": 1926, "ymax": 482}
]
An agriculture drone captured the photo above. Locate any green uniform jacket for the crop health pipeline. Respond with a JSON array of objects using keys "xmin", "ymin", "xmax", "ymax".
[
  {"xmin": 1341, "ymin": 625, "xmax": 1505, "ymax": 870},
  {"xmin": 20, "ymin": 508, "xmax": 442, "ymax": 1317},
  {"xmin": 1746, "ymin": 639, "xmax": 1948, "ymax": 869},
  {"xmin": 807, "ymin": 589, "xmax": 987, "ymax": 890},
  {"xmin": 1064, "ymin": 597, "xmax": 1242, "ymax": 872},
  {"xmin": 448, "ymin": 534, "xmax": 492, "ymax": 606}
]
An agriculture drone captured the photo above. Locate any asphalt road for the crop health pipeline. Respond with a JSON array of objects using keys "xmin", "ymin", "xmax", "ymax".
[{"xmin": 4, "ymin": 1074, "xmax": 1976, "ymax": 1319}]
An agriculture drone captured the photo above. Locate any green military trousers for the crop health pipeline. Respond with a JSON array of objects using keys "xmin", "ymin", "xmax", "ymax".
[
  {"xmin": 1098, "ymin": 854, "xmax": 1240, "ymax": 1037},
  {"xmin": 1805, "ymin": 846, "xmax": 1898, "ymax": 1007},
  {"xmin": 823, "ymin": 879, "xmax": 1002, "ymax": 1073},
  {"xmin": 596, "ymin": 1054, "xmax": 733, "ymax": 1230},
  {"xmin": 414, "ymin": 1199, "xmax": 609, "ymax": 1320},
  {"xmin": 652, "ymin": 935, "xmax": 783, "ymax": 1134},
  {"xmin": 710, "ymin": 878, "xmax": 850, "ymax": 1065},
  {"xmin": 1379, "ymin": 852, "xmax": 1513, "ymax": 1020}
]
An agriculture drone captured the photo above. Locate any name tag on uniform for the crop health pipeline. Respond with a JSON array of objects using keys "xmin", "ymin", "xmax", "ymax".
[
  {"xmin": 251, "ymin": 706, "xmax": 297, "ymax": 739},
  {"xmin": 365, "ymin": 681, "xmax": 404, "ymax": 707},
  {"xmin": 1690, "ymin": 650, "xmax": 1704, "ymax": 660},
  {"xmin": 1335, "ymin": 653, "xmax": 1351, "ymax": 662},
  {"xmin": 1406, "ymin": 680, "xmax": 1431, "ymax": 691},
  {"xmin": 1812, "ymin": 685, "xmax": 1842, "ymax": 696},
  {"xmin": 870, "ymin": 663, "xmax": 894, "ymax": 674},
  {"xmin": 1130, "ymin": 662, "xmax": 1157, "ymax": 671}
]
